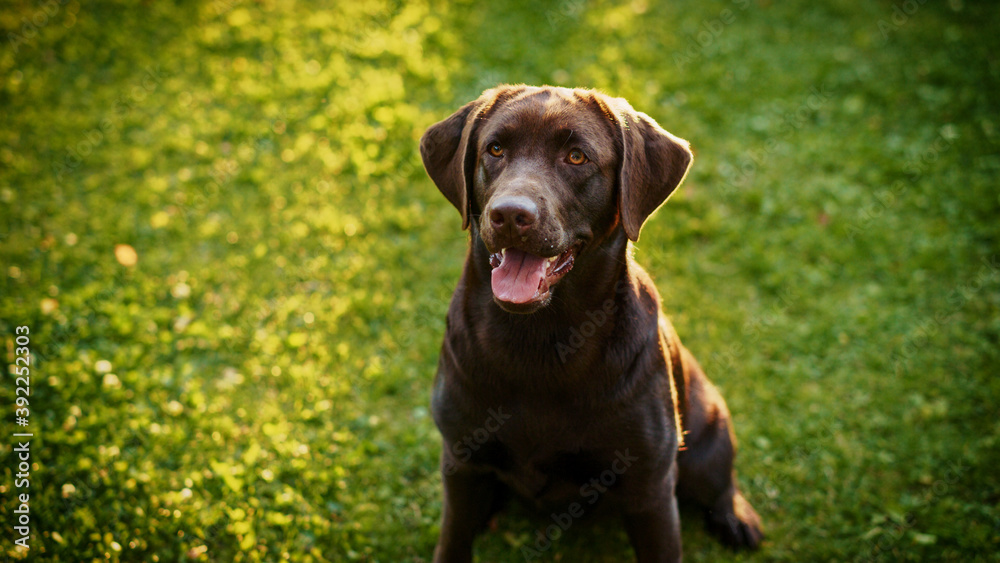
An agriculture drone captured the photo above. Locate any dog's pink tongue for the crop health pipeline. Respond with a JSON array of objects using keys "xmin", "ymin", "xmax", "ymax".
[{"xmin": 491, "ymin": 248, "xmax": 547, "ymax": 303}]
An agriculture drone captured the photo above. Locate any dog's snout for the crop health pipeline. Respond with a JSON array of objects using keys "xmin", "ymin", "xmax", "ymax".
[{"xmin": 488, "ymin": 196, "xmax": 538, "ymax": 236}]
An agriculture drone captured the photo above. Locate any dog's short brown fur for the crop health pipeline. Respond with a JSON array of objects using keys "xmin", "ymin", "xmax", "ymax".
[{"xmin": 420, "ymin": 85, "xmax": 763, "ymax": 562}]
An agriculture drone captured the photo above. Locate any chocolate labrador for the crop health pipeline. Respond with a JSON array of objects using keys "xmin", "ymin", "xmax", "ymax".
[{"xmin": 420, "ymin": 85, "xmax": 763, "ymax": 562}]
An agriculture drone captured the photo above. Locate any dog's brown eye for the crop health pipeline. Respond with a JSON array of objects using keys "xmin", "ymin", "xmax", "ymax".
[
  {"xmin": 488, "ymin": 142, "xmax": 504, "ymax": 157},
  {"xmin": 567, "ymin": 148, "xmax": 588, "ymax": 165}
]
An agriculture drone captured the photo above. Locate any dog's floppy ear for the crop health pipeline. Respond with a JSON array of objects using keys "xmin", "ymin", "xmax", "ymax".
[
  {"xmin": 420, "ymin": 90, "xmax": 497, "ymax": 230},
  {"xmin": 610, "ymin": 99, "xmax": 693, "ymax": 241}
]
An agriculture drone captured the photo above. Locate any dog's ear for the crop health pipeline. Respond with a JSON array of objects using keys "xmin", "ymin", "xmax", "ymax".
[
  {"xmin": 610, "ymin": 99, "xmax": 693, "ymax": 241},
  {"xmin": 420, "ymin": 90, "xmax": 497, "ymax": 230}
]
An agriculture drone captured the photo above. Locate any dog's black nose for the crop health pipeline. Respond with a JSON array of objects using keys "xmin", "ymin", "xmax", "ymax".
[{"xmin": 489, "ymin": 196, "xmax": 537, "ymax": 236}]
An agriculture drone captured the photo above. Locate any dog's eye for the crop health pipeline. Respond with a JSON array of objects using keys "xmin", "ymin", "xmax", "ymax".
[
  {"xmin": 567, "ymin": 149, "xmax": 588, "ymax": 165},
  {"xmin": 488, "ymin": 142, "xmax": 504, "ymax": 157}
]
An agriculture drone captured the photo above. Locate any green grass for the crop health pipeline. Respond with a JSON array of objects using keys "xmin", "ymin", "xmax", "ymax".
[{"xmin": 1, "ymin": 0, "xmax": 998, "ymax": 561}]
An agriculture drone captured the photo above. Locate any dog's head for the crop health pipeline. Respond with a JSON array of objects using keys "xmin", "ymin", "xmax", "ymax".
[{"xmin": 421, "ymin": 85, "xmax": 692, "ymax": 313}]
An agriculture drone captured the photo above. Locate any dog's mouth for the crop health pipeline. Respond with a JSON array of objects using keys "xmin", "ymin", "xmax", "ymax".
[{"xmin": 489, "ymin": 244, "xmax": 579, "ymax": 306}]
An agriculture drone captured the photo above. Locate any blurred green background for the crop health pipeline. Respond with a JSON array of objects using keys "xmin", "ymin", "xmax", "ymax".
[{"xmin": 1, "ymin": 0, "xmax": 998, "ymax": 561}]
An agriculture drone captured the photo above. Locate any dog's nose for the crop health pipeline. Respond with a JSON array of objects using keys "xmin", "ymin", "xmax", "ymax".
[{"xmin": 489, "ymin": 196, "xmax": 537, "ymax": 236}]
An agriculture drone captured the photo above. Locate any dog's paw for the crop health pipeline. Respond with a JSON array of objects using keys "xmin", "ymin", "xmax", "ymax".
[{"xmin": 705, "ymin": 491, "xmax": 764, "ymax": 550}]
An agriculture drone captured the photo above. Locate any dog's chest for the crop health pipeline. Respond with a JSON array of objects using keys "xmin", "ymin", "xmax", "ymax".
[{"xmin": 468, "ymin": 406, "xmax": 627, "ymax": 503}]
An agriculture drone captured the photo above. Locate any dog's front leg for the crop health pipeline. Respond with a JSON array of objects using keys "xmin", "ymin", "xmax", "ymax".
[
  {"xmin": 622, "ymin": 466, "xmax": 683, "ymax": 563},
  {"xmin": 433, "ymin": 457, "xmax": 502, "ymax": 563}
]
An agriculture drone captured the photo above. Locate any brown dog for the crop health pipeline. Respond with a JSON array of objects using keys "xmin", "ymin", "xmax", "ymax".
[{"xmin": 420, "ymin": 85, "xmax": 763, "ymax": 562}]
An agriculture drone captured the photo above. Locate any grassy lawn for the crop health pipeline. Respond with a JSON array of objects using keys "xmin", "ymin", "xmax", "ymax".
[{"xmin": 1, "ymin": 0, "xmax": 998, "ymax": 561}]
